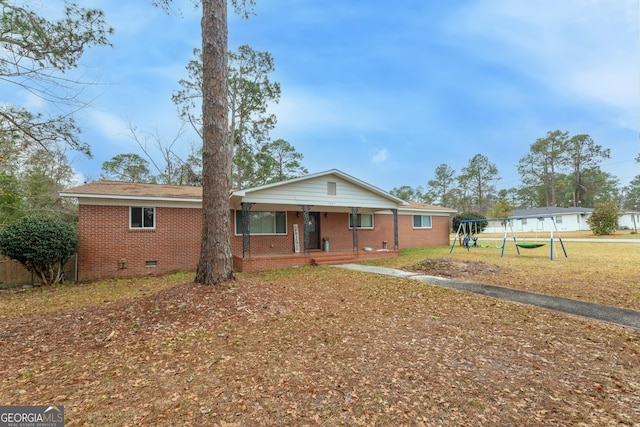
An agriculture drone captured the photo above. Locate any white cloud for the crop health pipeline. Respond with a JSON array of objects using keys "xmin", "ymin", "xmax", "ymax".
[
  {"xmin": 449, "ymin": 0, "xmax": 639, "ymax": 122},
  {"xmin": 371, "ymin": 148, "xmax": 389, "ymax": 163},
  {"xmin": 70, "ymin": 169, "xmax": 87, "ymax": 186},
  {"xmin": 87, "ymin": 109, "xmax": 130, "ymax": 143},
  {"xmin": 569, "ymin": 62, "xmax": 638, "ymax": 110},
  {"xmin": 22, "ymin": 92, "xmax": 46, "ymax": 110},
  {"xmin": 271, "ymin": 87, "xmax": 391, "ymax": 134}
]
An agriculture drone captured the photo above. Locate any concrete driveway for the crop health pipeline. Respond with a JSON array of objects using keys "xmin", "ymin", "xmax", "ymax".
[{"xmin": 334, "ymin": 264, "xmax": 640, "ymax": 330}]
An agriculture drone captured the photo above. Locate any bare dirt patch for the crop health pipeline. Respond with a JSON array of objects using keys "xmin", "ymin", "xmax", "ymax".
[{"xmin": 407, "ymin": 257, "xmax": 508, "ymax": 278}]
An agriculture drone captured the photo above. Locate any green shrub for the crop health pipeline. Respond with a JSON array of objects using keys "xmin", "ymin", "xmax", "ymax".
[
  {"xmin": 0, "ymin": 215, "xmax": 77, "ymax": 285},
  {"xmin": 587, "ymin": 202, "xmax": 620, "ymax": 235}
]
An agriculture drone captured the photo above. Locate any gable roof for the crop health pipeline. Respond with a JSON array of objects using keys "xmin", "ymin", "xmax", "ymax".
[
  {"xmin": 60, "ymin": 170, "xmax": 455, "ymax": 215},
  {"xmin": 232, "ymin": 169, "xmax": 407, "ymax": 206},
  {"xmin": 61, "ymin": 170, "xmax": 403, "ymax": 204}
]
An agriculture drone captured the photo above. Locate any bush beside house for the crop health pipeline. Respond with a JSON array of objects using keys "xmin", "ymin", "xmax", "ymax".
[
  {"xmin": 0, "ymin": 215, "xmax": 77, "ymax": 285},
  {"xmin": 587, "ymin": 202, "xmax": 620, "ymax": 236}
]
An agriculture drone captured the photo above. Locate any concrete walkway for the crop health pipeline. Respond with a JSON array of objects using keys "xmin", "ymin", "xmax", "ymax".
[{"xmin": 333, "ymin": 264, "xmax": 640, "ymax": 330}]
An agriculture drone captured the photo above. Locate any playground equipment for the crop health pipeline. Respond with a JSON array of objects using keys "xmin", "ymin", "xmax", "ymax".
[
  {"xmin": 450, "ymin": 216, "xmax": 568, "ymax": 260},
  {"xmin": 457, "ymin": 219, "xmax": 486, "ymax": 249},
  {"xmin": 514, "ymin": 217, "xmax": 546, "ymax": 249}
]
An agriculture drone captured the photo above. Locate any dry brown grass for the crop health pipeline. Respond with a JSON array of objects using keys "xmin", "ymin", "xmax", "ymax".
[
  {"xmin": 0, "ymin": 243, "xmax": 638, "ymax": 426},
  {"xmin": 0, "ymin": 271, "xmax": 192, "ymax": 319},
  {"xmin": 473, "ymin": 230, "xmax": 639, "ymax": 240},
  {"xmin": 368, "ymin": 241, "xmax": 640, "ymax": 310}
]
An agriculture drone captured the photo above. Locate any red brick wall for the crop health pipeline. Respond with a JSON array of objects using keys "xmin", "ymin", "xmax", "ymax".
[
  {"xmin": 77, "ymin": 205, "xmax": 201, "ymax": 281},
  {"xmin": 234, "ymin": 249, "xmax": 399, "ymax": 272},
  {"xmin": 79, "ymin": 206, "xmax": 451, "ymax": 280},
  {"xmin": 397, "ymin": 215, "xmax": 451, "ymax": 247},
  {"xmin": 231, "ymin": 212, "xmax": 402, "ymax": 254},
  {"xmin": 230, "ymin": 211, "xmax": 451, "ymax": 255},
  {"xmin": 317, "ymin": 213, "xmax": 394, "ymax": 251}
]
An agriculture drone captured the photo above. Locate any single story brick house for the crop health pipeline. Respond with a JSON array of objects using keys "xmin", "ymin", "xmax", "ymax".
[{"xmin": 61, "ymin": 169, "xmax": 456, "ymax": 281}]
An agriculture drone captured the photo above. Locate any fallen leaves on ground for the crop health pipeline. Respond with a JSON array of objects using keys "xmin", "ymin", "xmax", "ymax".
[
  {"xmin": 375, "ymin": 243, "xmax": 640, "ymax": 310},
  {"xmin": 1, "ymin": 265, "xmax": 638, "ymax": 426}
]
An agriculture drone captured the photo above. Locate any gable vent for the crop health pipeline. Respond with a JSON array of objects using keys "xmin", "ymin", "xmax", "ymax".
[{"xmin": 327, "ymin": 181, "xmax": 337, "ymax": 195}]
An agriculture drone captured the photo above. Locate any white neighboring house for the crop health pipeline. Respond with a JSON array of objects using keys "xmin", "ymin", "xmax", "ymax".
[
  {"xmin": 618, "ymin": 211, "xmax": 640, "ymax": 231},
  {"xmin": 485, "ymin": 207, "xmax": 593, "ymax": 233}
]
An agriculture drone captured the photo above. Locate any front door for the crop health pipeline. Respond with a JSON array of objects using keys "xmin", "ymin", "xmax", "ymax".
[{"xmin": 308, "ymin": 212, "xmax": 321, "ymax": 250}]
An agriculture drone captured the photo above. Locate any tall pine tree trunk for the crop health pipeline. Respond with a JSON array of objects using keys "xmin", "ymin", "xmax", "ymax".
[{"xmin": 196, "ymin": 0, "xmax": 234, "ymax": 285}]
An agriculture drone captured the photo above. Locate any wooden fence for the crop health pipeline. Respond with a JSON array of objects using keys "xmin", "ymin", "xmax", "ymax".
[{"xmin": 0, "ymin": 255, "xmax": 77, "ymax": 286}]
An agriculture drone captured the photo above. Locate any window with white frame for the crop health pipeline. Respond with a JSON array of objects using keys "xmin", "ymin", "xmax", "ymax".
[
  {"xmin": 130, "ymin": 207, "xmax": 155, "ymax": 229},
  {"xmin": 349, "ymin": 213, "xmax": 374, "ymax": 229},
  {"xmin": 413, "ymin": 214, "xmax": 432, "ymax": 228},
  {"xmin": 235, "ymin": 210, "xmax": 287, "ymax": 235}
]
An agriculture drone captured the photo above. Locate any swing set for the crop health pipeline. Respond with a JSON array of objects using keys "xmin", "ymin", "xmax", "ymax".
[{"xmin": 450, "ymin": 215, "xmax": 568, "ymax": 260}]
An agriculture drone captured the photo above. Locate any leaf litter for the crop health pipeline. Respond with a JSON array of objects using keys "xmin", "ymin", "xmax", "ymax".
[{"xmin": 0, "ymin": 256, "xmax": 638, "ymax": 426}]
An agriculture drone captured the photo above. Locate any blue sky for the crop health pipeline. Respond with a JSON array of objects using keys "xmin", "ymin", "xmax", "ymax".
[{"xmin": 33, "ymin": 1, "xmax": 640, "ymax": 192}]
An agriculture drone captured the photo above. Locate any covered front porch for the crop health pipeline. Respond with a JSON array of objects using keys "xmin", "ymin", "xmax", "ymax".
[
  {"xmin": 229, "ymin": 170, "xmax": 408, "ymax": 272},
  {"xmin": 233, "ymin": 248, "xmax": 399, "ymax": 272}
]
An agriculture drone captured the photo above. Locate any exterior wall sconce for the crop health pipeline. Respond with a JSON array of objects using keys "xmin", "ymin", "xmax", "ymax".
[
  {"xmin": 324, "ymin": 212, "xmax": 328, "ymax": 218},
  {"xmin": 118, "ymin": 259, "xmax": 127, "ymax": 269}
]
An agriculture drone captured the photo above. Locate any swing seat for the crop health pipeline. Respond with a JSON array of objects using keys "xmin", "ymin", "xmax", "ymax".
[{"xmin": 516, "ymin": 242, "xmax": 546, "ymax": 249}]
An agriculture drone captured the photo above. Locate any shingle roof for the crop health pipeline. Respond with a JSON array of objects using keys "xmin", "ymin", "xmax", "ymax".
[
  {"xmin": 61, "ymin": 181, "xmax": 203, "ymax": 200},
  {"xmin": 403, "ymin": 200, "xmax": 457, "ymax": 212},
  {"xmin": 61, "ymin": 180, "xmax": 457, "ymax": 214},
  {"xmin": 513, "ymin": 207, "xmax": 593, "ymax": 216}
]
